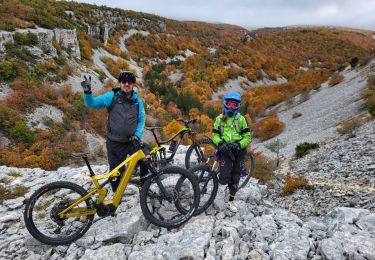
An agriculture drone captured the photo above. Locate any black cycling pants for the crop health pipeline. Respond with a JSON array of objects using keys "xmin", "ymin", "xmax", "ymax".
[
  {"xmin": 218, "ymin": 148, "xmax": 246, "ymax": 196},
  {"xmin": 106, "ymin": 139, "xmax": 148, "ymax": 192}
]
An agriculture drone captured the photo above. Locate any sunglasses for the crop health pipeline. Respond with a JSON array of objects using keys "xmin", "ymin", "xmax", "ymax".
[{"xmin": 121, "ymin": 80, "xmax": 134, "ymax": 85}]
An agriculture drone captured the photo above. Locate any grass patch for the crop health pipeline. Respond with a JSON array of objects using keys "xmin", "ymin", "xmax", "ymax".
[
  {"xmin": 292, "ymin": 112, "xmax": 302, "ymax": 119},
  {"xmin": 252, "ymin": 153, "xmax": 277, "ymax": 183},
  {"xmin": 7, "ymin": 170, "xmax": 22, "ymax": 177},
  {"xmin": 329, "ymin": 73, "xmax": 344, "ymax": 86},
  {"xmin": 282, "ymin": 174, "xmax": 308, "ymax": 196},
  {"xmin": 0, "ymin": 177, "xmax": 12, "ymax": 184},
  {"xmin": 337, "ymin": 116, "xmax": 364, "ymax": 137},
  {"xmin": 11, "ymin": 184, "xmax": 29, "ymax": 197},
  {"xmin": 0, "ymin": 185, "xmax": 15, "ymax": 203}
]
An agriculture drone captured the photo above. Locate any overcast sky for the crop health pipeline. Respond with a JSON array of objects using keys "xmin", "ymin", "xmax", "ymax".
[{"xmin": 75, "ymin": 0, "xmax": 375, "ymax": 30}]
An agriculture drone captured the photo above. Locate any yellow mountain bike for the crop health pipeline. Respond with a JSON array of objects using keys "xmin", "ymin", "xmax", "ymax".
[{"xmin": 24, "ymin": 139, "xmax": 200, "ymax": 245}]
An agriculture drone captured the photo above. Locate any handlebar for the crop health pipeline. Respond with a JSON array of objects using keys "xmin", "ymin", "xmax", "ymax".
[{"xmin": 176, "ymin": 118, "xmax": 197, "ymax": 127}]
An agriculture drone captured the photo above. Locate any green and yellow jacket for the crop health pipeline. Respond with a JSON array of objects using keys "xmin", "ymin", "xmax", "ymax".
[{"xmin": 212, "ymin": 113, "xmax": 252, "ymax": 149}]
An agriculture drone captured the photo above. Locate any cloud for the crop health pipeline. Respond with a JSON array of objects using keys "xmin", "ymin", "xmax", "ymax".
[{"xmin": 75, "ymin": 0, "xmax": 375, "ymax": 30}]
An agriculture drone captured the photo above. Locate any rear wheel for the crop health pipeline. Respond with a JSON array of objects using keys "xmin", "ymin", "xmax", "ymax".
[
  {"xmin": 237, "ymin": 150, "xmax": 255, "ymax": 190},
  {"xmin": 185, "ymin": 137, "xmax": 217, "ymax": 169},
  {"xmin": 24, "ymin": 181, "xmax": 94, "ymax": 245},
  {"xmin": 140, "ymin": 166, "xmax": 200, "ymax": 228}
]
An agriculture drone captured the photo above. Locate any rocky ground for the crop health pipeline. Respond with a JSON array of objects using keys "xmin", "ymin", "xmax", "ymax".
[
  {"xmin": 0, "ymin": 121, "xmax": 374, "ymax": 259},
  {"xmin": 269, "ymin": 119, "xmax": 375, "ymax": 220}
]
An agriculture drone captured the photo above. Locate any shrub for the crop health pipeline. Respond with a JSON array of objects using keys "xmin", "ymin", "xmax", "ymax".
[
  {"xmin": 329, "ymin": 73, "xmax": 344, "ymax": 86},
  {"xmin": 292, "ymin": 112, "xmax": 302, "ymax": 119},
  {"xmin": 337, "ymin": 116, "xmax": 364, "ymax": 137},
  {"xmin": 299, "ymin": 90, "xmax": 311, "ymax": 103},
  {"xmin": 350, "ymin": 57, "xmax": 359, "ymax": 68},
  {"xmin": 13, "ymin": 32, "xmax": 38, "ymax": 45},
  {"xmin": 176, "ymin": 91, "xmax": 203, "ymax": 114},
  {"xmin": 265, "ymin": 139, "xmax": 286, "ymax": 167},
  {"xmin": 282, "ymin": 174, "xmax": 308, "ymax": 196},
  {"xmin": 252, "ymin": 115, "xmax": 285, "ymax": 141},
  {"xmin": 9, "ymin": 121, "xmax": 36, "ymax": 146},
  {"xmin": 295, "ymin": 142, "xmax": 319, "ymax": 158},
  {"xmin": 0, "ymin": 60, "xmax": 18, "ymax": 80},
  {"xmin": 252, "ymin": 153, "xmax": 277, "ymax": 183},
  {"xmin": 361, "ymin": 75, "xmax": 375, "ymax": 116}
]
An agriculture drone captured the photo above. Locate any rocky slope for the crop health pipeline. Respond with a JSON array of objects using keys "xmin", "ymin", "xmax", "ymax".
[
  {"xmin": 269, "ymin": 119, "xmax": 375, "ymax": 220},
  {"xmin": 254, "ymin": 59, "xmax": 375, "ymax": 157},
  {"xmin": 0, "ymin": 124, "xmax": 374, "ymax": 259}
]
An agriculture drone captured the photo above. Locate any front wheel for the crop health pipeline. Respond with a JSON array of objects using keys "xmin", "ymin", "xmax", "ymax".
[
  {"xmin": 139, "ymin": 166, "xmax": 200, "ymax": 228},
  {"xmin": 24, "ymin": 181, "xmax": 95, "ymax": 245},
  {"xmin": 237, "ymin": 150, "xmax": 256, "ymax": 190},
  {"xmin": 185, "ymin": 137, "xmax": 217, "ymax": 169},
  {"xmin": 187, "ymin": 164, "xmax": 218, "ymax": 215}
]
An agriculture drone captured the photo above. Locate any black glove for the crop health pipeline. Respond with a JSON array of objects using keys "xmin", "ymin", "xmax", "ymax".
[
  {"xmin": 130, "ymin": 135, "xmax": 141, "ymax": 150},
  {"xmin": 218, "ymin": 141, "xmax": 229, "ymax": 153},
  {"xmin": 229, "ymin": 142, "xmax": 241, "ymax": 153},
  {"xmin": 112, "ymin": 85, "xmax": 120, "ymax": 93},
  {"xmin": 81, "ymin": 75, "xmax": 92, "ymax": 94}
]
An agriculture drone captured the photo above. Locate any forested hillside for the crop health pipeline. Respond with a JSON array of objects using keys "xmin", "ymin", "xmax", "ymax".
[{"xmin": 0, "ymin": 0, "xmax": 374, "ymax": 169}]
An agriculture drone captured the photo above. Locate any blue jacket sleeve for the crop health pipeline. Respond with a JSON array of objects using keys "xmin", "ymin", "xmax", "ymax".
[
  {"xmin": 134, "ymin": 97, "xmax": 145, "ymax": 139},
  {"xmin": 83, "ymin": 91, "xmax": 114, "ymax": 109}
]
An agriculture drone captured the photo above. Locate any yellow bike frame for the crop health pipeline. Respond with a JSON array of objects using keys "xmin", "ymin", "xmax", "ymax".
[{"xmin": 58, "ymin": 150, "xmax": 146, "ymax": 219}]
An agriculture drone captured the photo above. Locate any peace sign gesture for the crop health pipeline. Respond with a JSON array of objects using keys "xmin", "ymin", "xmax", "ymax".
[{"xmin": 81, "ymin": 75, "xmax": 92, "ymax": 94}]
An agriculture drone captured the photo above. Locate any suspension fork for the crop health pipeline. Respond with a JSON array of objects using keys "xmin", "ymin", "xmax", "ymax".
[
  {"xmin": 190, "ymin": 132, "xmax": 205, "ymax": 162},
  {"xmin": 145, "ymin": 160, "xmax": 174, "ymax": 202}
]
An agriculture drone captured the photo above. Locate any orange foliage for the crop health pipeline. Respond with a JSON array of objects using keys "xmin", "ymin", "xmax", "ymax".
[
  {"xmin": 46, "ymin": 60, "xmax": 57, "ymax": 70},
  {"xmin": 252, "ymin": 115, "xmax": 285, "ymax": 141},
  {"xmin": 282, "ymin": 174, "xmax": 308, "ymax": 196},
  {"xmin": 163, "ymin": 119, "xmax": 183, "ymax": 138},
  {"xmin": 167, "ymin": 102, "xmax": 182, "ymax": 119},
  {"xmin": 78, "ymin": 32, "xmax": 93, "ymax": 60}
]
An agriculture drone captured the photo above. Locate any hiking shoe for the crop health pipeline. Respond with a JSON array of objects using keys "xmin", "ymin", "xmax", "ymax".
[{"xmin": 226, "ymin": 201, "xmax": 238, "ymax": 213}]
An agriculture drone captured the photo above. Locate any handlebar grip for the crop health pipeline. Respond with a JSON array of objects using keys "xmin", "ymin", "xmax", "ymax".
[{"xmin": 130, "ymin": 137, "xmax": 143, "ymax": 150}]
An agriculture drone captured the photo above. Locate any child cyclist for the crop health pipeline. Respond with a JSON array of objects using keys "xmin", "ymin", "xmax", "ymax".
[{"xmin": 212, "ymin": 91, "xmax": 252, "ymax": 204}]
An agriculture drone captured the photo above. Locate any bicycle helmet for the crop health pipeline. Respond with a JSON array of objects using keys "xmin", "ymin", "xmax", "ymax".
[
  {"xmin": 223, "ymin": 91, "xmax": 241, "ymax": 117},
  {"xmin": 118, "ymin": 71, "xmax": 136, "ymax": 84}
]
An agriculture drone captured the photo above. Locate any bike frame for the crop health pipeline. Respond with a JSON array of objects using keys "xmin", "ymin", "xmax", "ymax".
[
  {"xmin": 58, "ymin": 150, "xmax": 146, "ymax": 219},
  {"xmin": 149, "ymin": 126, "xmax": 196, "ymax": 161}
]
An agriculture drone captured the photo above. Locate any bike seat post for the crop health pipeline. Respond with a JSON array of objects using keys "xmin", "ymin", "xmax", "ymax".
[
  {"xmin": 83, "ymin": 157, "xmax": 95, "ymax": 177},
  {"xmin": 152, "ymin": 130, "xmax": 161, "ymax": 146}
]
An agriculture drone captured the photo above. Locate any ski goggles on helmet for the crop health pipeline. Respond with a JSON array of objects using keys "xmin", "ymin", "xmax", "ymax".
[{"xmin": 224, "ymin": 99, "xmax": 240, "ymax": 110}]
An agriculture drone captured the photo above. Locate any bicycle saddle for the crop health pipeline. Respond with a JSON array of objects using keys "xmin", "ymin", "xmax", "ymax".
[
  {"xmin": 72, "ymin": 152, "xmax": 89, "ymax": 158},
  {"xmin": 145, "ymin": 127, "xmax": 162, "ymax": 131}
]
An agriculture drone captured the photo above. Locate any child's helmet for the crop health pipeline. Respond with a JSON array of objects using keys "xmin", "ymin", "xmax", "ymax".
[{"xmin": 223, "ymin": 91, "xmax": 241, "ymax": 117}]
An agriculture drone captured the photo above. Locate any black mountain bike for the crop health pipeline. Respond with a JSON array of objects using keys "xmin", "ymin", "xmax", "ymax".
[
  {"xmin": 187, "ymin": 146, "xmax": 255, "ymax": 215},
  {"xmin": 145, "ymin": 119, "xmax": 217, "ymax": 169}
]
